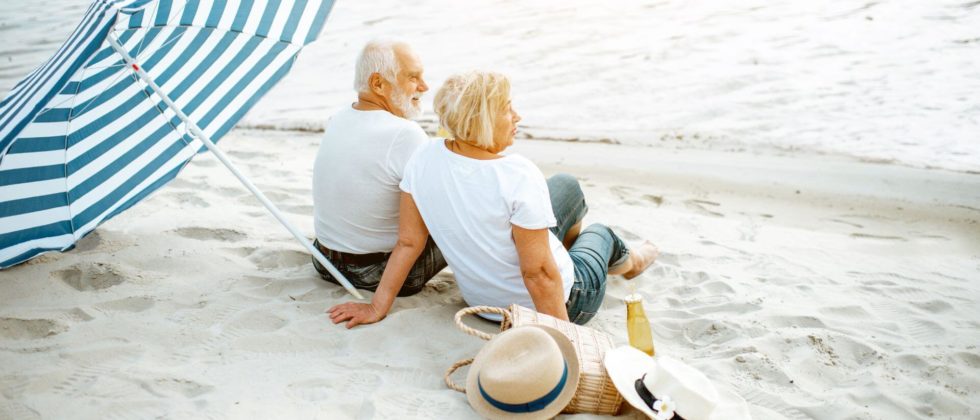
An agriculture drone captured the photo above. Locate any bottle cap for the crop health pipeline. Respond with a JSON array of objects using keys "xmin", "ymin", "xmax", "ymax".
[{"xmin": 624, "ymin": 293, "xmax": 642, "ymax": 303}]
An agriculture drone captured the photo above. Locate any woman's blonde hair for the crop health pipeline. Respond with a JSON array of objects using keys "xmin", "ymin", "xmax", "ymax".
[{"xmin": 433, "ymin": 71, "xmax": 511, "ymax": 149}]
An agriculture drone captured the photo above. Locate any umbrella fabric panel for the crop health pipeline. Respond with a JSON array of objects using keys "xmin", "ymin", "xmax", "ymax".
[
  {"xmin": 0, "ymin": 0, "xmax": 335, "ymax": 268},
  {"xmin": 0, "ymin": 0, "xmax": 119, "ymax": 154}
]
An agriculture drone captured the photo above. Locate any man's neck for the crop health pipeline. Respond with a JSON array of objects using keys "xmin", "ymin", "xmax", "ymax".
[{"xmin": 352, "ymin": 93, "xmax": 398, "ymax": 116}]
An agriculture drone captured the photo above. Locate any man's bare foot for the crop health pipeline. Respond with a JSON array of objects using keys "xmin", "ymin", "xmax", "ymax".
[{"xmin": 610, "ymin": 241, "xmax": 659, "ymax": 278}]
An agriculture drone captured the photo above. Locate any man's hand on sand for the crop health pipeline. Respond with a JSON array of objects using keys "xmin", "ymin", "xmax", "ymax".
[{"xmin": 327, "ymin": 302, "xmax": 384, "ymax": 328}]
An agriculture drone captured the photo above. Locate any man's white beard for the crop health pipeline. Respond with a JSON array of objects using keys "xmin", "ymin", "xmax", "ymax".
[{"xmin": 393, "ymin": 86, "xmax": 422, "ymax": 120}]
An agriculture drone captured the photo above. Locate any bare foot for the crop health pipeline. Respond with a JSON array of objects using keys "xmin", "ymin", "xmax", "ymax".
[{"xmin": 610, "ymin": 241, "xmax": 659, "ymax": 279}]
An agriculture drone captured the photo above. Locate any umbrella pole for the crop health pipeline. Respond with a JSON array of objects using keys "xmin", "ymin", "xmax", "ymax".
[{"xmin": 107, "ymin": 34, "xmax": 364, "ymax": 300}]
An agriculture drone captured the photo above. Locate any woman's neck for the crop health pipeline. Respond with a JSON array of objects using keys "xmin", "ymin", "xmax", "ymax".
[{"xmin": 445, "ymin": 139, "xmax": 503, "ymax": 160}]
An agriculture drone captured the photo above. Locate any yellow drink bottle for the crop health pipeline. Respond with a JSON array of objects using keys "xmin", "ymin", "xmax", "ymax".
[{"xmin": 625, "ymin": 293, "xmax": 655, "ymax": 356}]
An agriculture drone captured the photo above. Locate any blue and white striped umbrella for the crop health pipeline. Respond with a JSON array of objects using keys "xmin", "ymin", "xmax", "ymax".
[{"xmin": 0, "ymin": 0, "xmax": 362, "ymax": 297}]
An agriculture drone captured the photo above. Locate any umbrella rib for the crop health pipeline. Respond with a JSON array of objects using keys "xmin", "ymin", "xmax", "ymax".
[
  {"xmin": 132, "ymin": 0, "xmax": 189, "ymax": 64},
  {"xmin": 34, "ymin": 57, "xmax": 128, "ymax": 119},
  {"xmin": 61, "ymin": 62, "xmax": 86, "ymax": 241},
  {"xmin": 67, "ymin": 67, "xmax": 132, "ymax": 121},
  {"xmin": 130, "ymin": 0, "xmax": 158, "ymax": 62},
  {"xmin": 75, "ymin": 62, "xmax": 128, "ymax": 71},
  {"xmin": 137, "ymin": 27, "xmax": 188, "ymax": 61}
]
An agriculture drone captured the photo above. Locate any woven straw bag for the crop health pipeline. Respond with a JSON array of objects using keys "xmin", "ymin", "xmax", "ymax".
[{"xmin": 444, "ymin": 304, "xmax": 623, "ymax": 415}]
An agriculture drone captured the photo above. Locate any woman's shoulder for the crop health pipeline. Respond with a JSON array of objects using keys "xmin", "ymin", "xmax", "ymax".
[{"xmin": 498, "ymin": 153, "xmax": 544, "ymax": 175}]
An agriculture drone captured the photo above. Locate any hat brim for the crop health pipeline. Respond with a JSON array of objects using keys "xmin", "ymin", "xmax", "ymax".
[
  {"xmin": 603, "ymin": 347, "xmax": 751, "ymax": 420},
  {"xmin": 466, "ymin": 325, "xmax": 581, "ymax": 419}
]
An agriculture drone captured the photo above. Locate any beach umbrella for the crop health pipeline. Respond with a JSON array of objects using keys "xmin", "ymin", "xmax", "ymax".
[{"xmin": 0, "ymin": 0, "xmax": 363, "ymax": 299}]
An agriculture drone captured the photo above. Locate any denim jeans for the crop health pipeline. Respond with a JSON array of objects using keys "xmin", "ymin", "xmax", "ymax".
[
  {"xmin": 312, "ymin": 237, "xmax": 447, "ymax": 297},
  {"xmin": 547, "ymin": 174, "xmax": 630, "ymax": 325}
]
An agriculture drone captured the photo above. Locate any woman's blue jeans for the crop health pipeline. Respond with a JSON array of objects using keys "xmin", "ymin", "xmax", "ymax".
[{"xmin": 547, "ymin": 174, "xmax": 629, "ymax": 325}]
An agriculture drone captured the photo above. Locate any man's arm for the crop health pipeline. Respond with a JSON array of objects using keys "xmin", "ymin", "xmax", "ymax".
[
  {"xmin": 512, "ymin": 225, "xmax": 569, "ymax": 321},
  {"xmin": 327, "ymin": 192, "xmax": 429, "ymax": 328}
]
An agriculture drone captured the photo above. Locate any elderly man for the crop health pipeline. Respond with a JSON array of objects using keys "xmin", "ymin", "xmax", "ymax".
[{"xmin": 312, "ymin": 40, "xmax": 445, "ymax": 302}]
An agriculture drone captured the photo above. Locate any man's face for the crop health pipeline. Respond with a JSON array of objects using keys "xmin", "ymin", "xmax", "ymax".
[{"xmin": 386, "ymin": 46, "xmax": 427, "ymax": 119}]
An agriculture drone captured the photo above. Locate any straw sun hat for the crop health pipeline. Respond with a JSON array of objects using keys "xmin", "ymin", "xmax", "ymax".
[
  {"xmin": 465, "ymin": 325, "xmax": 581, "ymax": 419},
  {"xmin": 603, "ymin": 346, "xmax": 751, "ymax": 420}
]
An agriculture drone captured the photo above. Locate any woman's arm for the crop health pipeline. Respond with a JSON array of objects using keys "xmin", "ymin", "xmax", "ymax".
[
  {"xmin": 327, "ymin": 192, "xmax": 429, "ymax": 328},
  {"xmin": 512, "ymin": 225, "xmax": 569, "ymax": 321}
]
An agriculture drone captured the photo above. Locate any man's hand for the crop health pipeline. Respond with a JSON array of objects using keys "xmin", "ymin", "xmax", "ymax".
[{"xmin": 327, "ymin": 302, "xmax": 385, "ymax": 328}]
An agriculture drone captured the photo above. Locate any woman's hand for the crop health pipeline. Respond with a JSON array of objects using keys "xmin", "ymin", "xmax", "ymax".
[
  {"xmin": 327, "ymin": 302, "xmax": 385, "ymax": 328},
  {"xmin": 325, "ymin": 192, "xmax": 430, "ymax": 329}
]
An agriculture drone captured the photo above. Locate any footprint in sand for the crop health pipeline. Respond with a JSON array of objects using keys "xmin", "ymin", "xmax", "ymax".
[
  {"xmin": 287, "ymin": 379, "xmax": 336, "ymax": 402},
  {"xmin": 827, "ymin": 218, "xmax": 864, "ymax": 228},
  {"xmin": 678, "ymin": 269, "xmax": 712, "ymax": 285},
  {"xmin": 53, "ymin": 263, "xmax": 127, "ymax": 291},
  {"xmin": 72, "ymin": 230, "xmax": 103, "ymax": 252},
  {"xmin": 95, "ymin": 296, "xmax": 156, "ymax": 313},
  {"xmin": 908, "ymin": 299, "xmax": 954, "ymax": 313},
  {"xmin": 227, "ymin": 150, "xmax": 263, "ymax": 160},
  {"xmin": 171, "ymin": 227, "xmax": 247, "ymax": 242},
  {"xmin": 954, "ymin": 351, "xmax": 980, "ymax": 369},
  {"xmin": 379, "ymin": 392, "xmax": 458, "ymax": 419},
  {"xmin": 0, "ymin": 317, "xmax": 67, "ymax": 339},
  {"xmin": 140, "ymin": 378, "xmax": 214, "ymax": 399},
  {"xmin": 337, "ymin": 371, "xmax": 382, "ymax": 395},
  {"xmin": 167, "ymin": 179, "xmax": 195, "ymax": 189},
  {"xmin": 225, "ymin": 310, "xmax": 289, "ymax": 333},
  {"xmin": 817, "ymin": 305, "xmax": 873, "ymax": 319},
  {"xmin": 290, "ymin": 287, "xmax": 341, "ymax": 303},
  {"xmin": 0, "ymin": 402, "xmax": 41, "ymax": 420},
  {"xmin": 283, "ymin": 204, "xmax": 314, "ymax": 215},
  {"xmin": 741, "ymin": 388, "xmax": 815, "ymax": 420},
  {"xmin": 906, "ymin": 318, "xmax": 946, "ymax": 343},
  {"xmin": 162, "ymin": 191, "xmax": 210, "ymax": 208},
  {"xmin": 248, "ymin": 248, "xmax": 311, "ymax": 270},
  {"xmin": 682, "ymin": 319, "xmax": 740, "ymax": 346},
  {"xmin": 59, "ymin": 308, "xmax": 95, "ymax": 323},
  {"xmin": 609, "ymin": 185, "xmax": 646, "ymax": 206},
  {"xmin": 701, "ymin": 280, "xmax": 736, "ymax": 295},
  {"xmin": 643, "ymin": 194, "xmax": 664, "ymax": 206},
  {"xmin": 765, "ymin": 315, "xmax": 827, "ymax": 329},
  {"xmin": 221, "ymin": 246, "xmax": 258, "ymax": 259},
  {"xmin": 238, "ymin": 276, "xmax": 318, "ymax": 301},
  {"xmin": 212, "ymin": 186, "xmax": 245, "ymax": 198},
  {"xmin": 234, "ymin": 334, "xmax": 339, "ymax": 357},
  {"xmin": 189, "ymin": 158, "xmax": 218, "ymax": 168},
  {"xmin": 849, "ymin": 232, "xmax": 907, "ymax": 241},
  {"xmin": 238, "ymin": 190, "xmax": 290, "ymax": 204},
  {"xmin": 684, "ymin": 199, "xmax": 724, "ymax": 217}
]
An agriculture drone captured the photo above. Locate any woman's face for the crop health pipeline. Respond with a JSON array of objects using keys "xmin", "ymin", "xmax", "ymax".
[{"xmin": 491, "ymin": 100, "xmax": 521, "ymax": 152}]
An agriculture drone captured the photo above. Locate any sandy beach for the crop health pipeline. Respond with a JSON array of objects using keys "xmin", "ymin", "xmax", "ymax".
[
  {"xmin": 2, "ymin": 0, "xmax": 980, "ymax": 419},
  {"xmin": 1, "ymin": 127, "xmax": 978, "ymax": 419}
]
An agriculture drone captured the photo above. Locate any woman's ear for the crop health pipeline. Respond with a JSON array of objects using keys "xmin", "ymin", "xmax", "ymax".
[{"xmin": 369, "ymin": 73, "xmax": 386, "ymax": 96}]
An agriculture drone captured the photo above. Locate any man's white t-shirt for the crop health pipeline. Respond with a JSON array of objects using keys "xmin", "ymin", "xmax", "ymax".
[
  {"xmin": 313, "ymin": 107, "xmax": 429, "ymax": 253},
  {"xmin": 400, "ymin": 140, "xmax": 575, "ymax": 311}
]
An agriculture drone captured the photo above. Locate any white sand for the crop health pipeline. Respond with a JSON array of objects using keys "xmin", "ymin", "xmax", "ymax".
[{"xmin": 1, "ymin": 128, "xmax": 977, "ymax": 419}]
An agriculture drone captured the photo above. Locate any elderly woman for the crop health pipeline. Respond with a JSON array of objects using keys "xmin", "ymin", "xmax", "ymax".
[{"xmin": 328, "ymin": 71, "xmax": 658, "ymax": 327}]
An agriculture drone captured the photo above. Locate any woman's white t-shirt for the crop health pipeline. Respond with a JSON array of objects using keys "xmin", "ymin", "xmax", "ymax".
[{"xmin": 400, "ymin": 140, "xmax": 575, "ymax": 311}]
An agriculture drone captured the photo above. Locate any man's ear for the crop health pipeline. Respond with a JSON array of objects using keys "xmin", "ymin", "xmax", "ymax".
[{"xmin": 369, "ymin": 73, "xmax": 386, "ymax": 96}]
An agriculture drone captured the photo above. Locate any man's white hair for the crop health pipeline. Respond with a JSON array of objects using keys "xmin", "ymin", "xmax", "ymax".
[{"xmin": 353, "ymin": 39, "xmax": 404, "ymax": 93}]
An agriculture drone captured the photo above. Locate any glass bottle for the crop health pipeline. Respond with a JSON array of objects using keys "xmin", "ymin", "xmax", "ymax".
[{"xmin": 625, "ymin": 293, "xmax": 655, "ymax": 356}]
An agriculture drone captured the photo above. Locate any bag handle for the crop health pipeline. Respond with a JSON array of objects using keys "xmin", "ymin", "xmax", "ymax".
[
  {"xmin": 453, "ymin": 306, "xmax": 512, "ymax": 340},
  {"xmin": 444, "ymin": 358, "xmax": 473, "ymax": 393}
]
